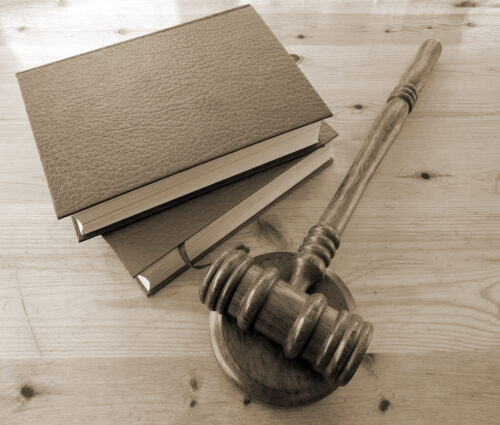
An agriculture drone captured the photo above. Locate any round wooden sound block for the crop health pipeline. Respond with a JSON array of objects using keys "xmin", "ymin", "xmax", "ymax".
[{"xmin": 209, "ymin": 252, "xmax": 356, "ymax": 407}]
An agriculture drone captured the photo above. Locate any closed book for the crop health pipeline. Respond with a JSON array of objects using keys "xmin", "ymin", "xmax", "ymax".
[
  {"xmin": 104, "ymin": 122, "xmax": 337, "ymax": 295},
  {"xmin": 16, "ymin": 4, "xmax": 332, "ymax": 241}
]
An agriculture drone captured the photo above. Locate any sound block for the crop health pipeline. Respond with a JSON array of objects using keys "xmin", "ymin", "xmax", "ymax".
[{"xmin": 209, "ymin": 251, "xmax": 356, "ymax": 407}]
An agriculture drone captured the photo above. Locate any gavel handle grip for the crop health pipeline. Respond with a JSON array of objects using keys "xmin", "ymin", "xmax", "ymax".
[
  {"xmin": 290, "ymin": 39, "xmax": 442, "ymax": 291},
  {"xmin": 320, "ymin": 39, "xmax": 442, "ymax": 234}
]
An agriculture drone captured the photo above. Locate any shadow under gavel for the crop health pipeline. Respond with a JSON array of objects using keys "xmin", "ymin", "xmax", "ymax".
[{"xmin": 200, "ymin": 39, "xmax": 442, "ymax": 402}]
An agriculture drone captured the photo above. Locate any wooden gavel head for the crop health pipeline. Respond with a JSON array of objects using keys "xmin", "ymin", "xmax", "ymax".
[
  {"xmin": 200, "ymin": 39, "xmax": 442, "ymax": 406},
  {"xmin": 200, "ymin": 225, "xmax": 373, "ymax": 386}
]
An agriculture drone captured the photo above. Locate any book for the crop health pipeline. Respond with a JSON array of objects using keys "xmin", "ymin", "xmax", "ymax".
[
  {"xmin": 103, "ymin": 121, "xmax": 338, "ymax": 295},
  {"xmin": 16, "ymin": 5, "xmax": 332, "ymax": 241}
]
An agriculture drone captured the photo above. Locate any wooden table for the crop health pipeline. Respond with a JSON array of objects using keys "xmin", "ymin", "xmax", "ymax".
[{"xmin": 1, "ymin": 0, "xmax": 499, "ymax": 423}]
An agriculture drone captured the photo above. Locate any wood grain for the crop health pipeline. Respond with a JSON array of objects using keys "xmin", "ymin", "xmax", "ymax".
[
  {"xmin": 1, "ymin": 0, "xmax": 499, "ymax": 423},
  {"xmin": 286, "ymin": 40, "xmax": 441, "ymax": 296},
  {"xmin": 0, "ymin": 353, "xmax": 498, "ymax": 425},
  {"xmin": 320, "ymin": 40, "xmax": 441, "ymax": 234}
]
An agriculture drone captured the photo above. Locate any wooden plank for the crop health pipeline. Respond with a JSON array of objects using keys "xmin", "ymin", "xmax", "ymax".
[{"xmin": 0, "ymin": 352, "xmax": 498, "ymax": 425}]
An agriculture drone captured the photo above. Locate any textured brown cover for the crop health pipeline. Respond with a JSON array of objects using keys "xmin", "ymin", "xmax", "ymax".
[
  {"xmin": 103, "ymin": 121, "xmax": 337, "ymax": 277},
  {"xmin": 16, "ymin": 5, "xmax": 332, "ymax": 218}
]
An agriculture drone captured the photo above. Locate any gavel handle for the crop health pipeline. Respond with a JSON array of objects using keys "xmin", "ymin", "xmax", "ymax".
[{"xmin": 290, "ymin": 39, "xmax": 442, "ymax": 291}]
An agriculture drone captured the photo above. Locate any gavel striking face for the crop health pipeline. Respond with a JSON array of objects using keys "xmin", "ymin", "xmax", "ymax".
[{"xmin": 200, "ymin": 39, "xmax": 442, "ymax": 405}]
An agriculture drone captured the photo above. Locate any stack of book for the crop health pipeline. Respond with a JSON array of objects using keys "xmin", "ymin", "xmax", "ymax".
[{"xmin": 17, "ymin": 5, "xmax": 337, "ymax": 295}]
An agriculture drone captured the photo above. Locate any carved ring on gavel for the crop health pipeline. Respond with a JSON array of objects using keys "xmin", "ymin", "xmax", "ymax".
[{"xmin": 201, "ymin": 39, "xmax": 442, "ymax": 406}]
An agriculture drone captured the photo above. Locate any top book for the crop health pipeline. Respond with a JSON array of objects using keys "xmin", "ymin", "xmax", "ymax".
[{"xmin": 17, "ymin": 5, "xmax": 332, "ymax": 239}]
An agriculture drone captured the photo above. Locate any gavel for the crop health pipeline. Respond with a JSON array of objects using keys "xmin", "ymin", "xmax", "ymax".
[{"xmin": 200, "ymin": 39, "xmax": 442, "ymax": 402}]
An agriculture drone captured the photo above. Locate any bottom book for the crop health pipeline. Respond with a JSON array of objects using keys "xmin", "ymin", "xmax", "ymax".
[{"xmin": 103, "ymin": 122, "xmax": 337, "ymax": 295}]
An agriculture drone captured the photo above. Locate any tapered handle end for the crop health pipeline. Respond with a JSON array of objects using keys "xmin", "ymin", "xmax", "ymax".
[
  {"xmin": 405, "ymin": 39, "xmax": 442, "ymax": 92},
  {"xmin": 388, "ymin": 39, "xmax": 442, "ymax": 112}
]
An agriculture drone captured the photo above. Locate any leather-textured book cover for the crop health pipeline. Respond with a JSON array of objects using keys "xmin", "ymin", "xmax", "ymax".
[
  {"xmin": 16, "ymin": 4, "xmax": 332, "ymax": 220},
  {"xmin": 103, "ymin": 121, "xmax": 337, "ymax": 287}
]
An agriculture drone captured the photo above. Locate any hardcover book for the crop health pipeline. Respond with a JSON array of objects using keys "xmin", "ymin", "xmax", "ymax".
[
  {"xmin": 17, "ymin": 5, "xmax": 332, "ymax": 241},
  {"xmin": 104, "ymin": 122, "xmax": 337, "ymax": 295}
]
